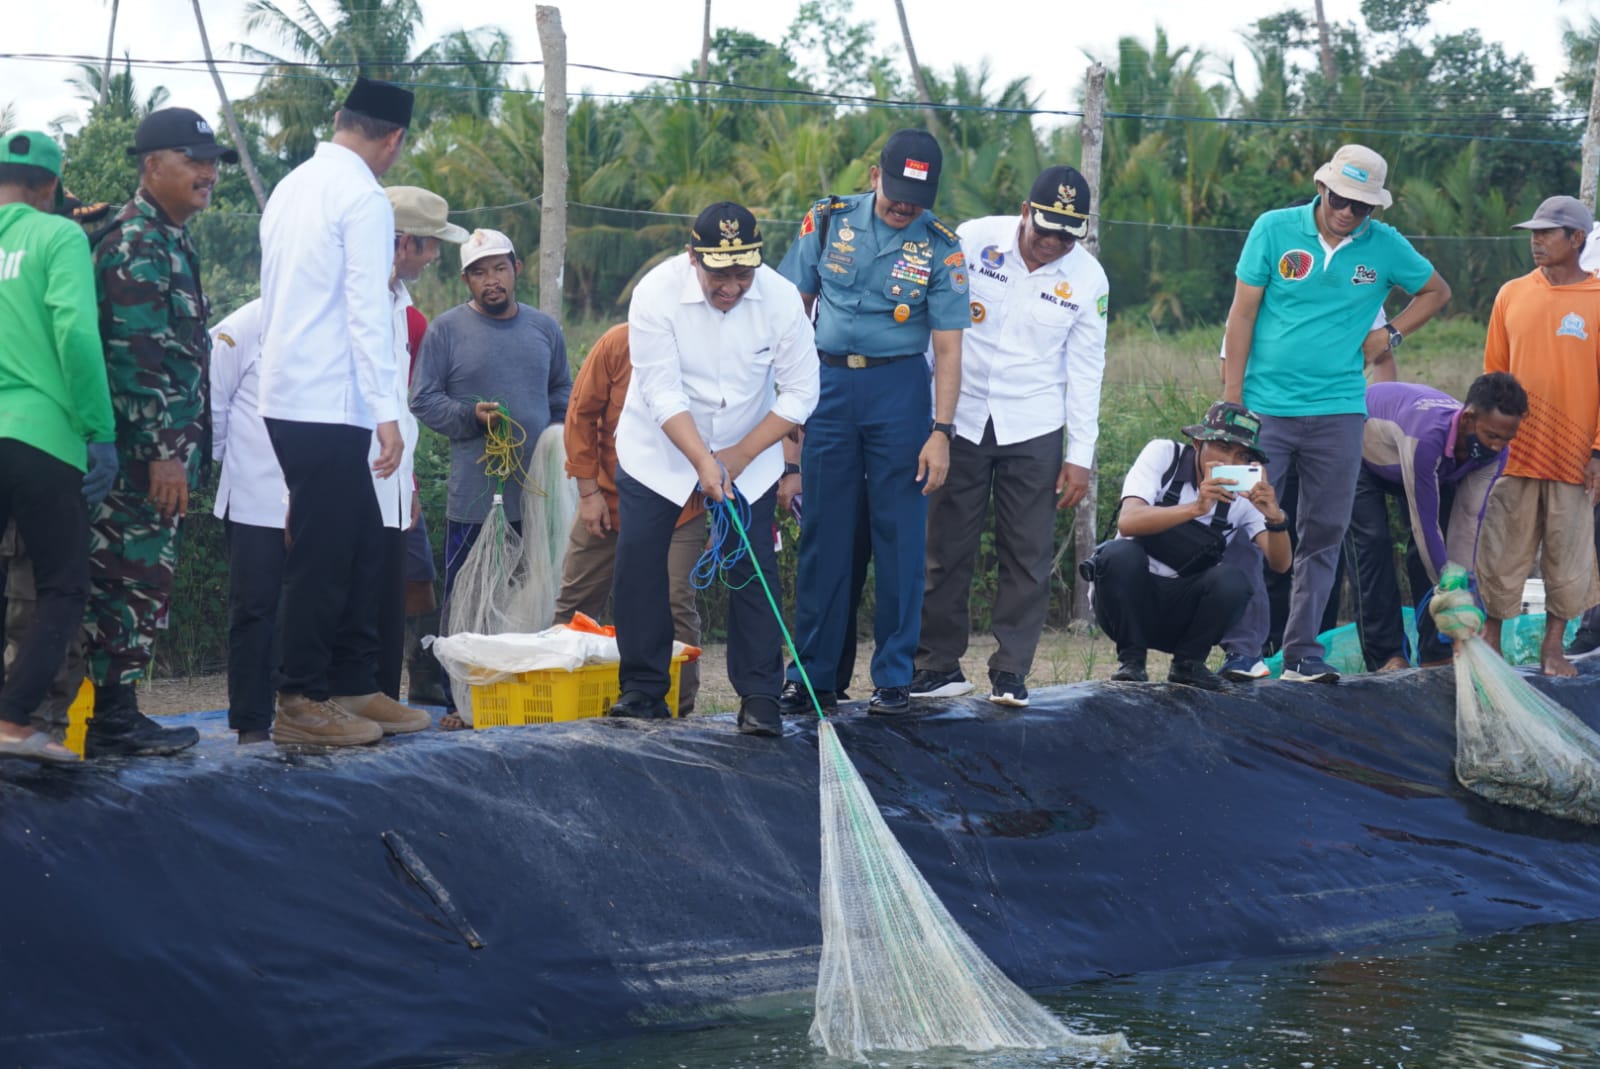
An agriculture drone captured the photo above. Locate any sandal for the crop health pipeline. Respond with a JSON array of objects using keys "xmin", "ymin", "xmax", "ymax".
[{"xmin": 0, "ymin": 731, "xmax": 80, "ymax": 764}]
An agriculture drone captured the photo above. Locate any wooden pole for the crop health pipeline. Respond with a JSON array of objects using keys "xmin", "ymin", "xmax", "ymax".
[
  {"xmin": 1582, "ymin": 35, "xmax": 1600, "ymax": 211},
  {"xmin": 697, "ymin": 0, "xmax": 712, "ymax": 86},
  {"xmin": 99, "ymin": 0, "xmax": 118, "ymax": 110},
  {"xmin": 192, "ymin": 0, "xmax": 268, "ymax": 210},
  {"xmin": 891, "ymin": 0, "xmax": 943, "ymax": 138},
  {"xmin": 536, "ymin": 5, "xmax": 568, "ymax": 323},
  {"xmin": 1070, "ymin": 62, "xmax": 1107, "ymax": 624}
]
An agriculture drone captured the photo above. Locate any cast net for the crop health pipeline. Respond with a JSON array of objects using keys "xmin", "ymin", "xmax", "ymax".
[
  {"xmin": 511, "ymin": 424, "xmax": 577, "ymax": 631},
  {"xmin": 1434, "ymin": 565, "xmax": 1600, "ymax": 824},
  {"xmin": 703, "ymin": 493, "xmax": 1126, "ymax": 1059},
  {"xmin": 812, "ymin": 718, "xmax": 1129, "ymax": 1059},
  {"xmin": 441, "ymin": 493, "xmax": 524, "ymax": 716}
]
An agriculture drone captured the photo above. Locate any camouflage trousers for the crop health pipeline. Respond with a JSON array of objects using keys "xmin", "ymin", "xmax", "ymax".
[
  {"xmin": 1, "ymin": 522, "xmax": 82, "ymax": 733},
  {"xmin": 83, "ymin": 483, "xmax": 185, "ymax": 686}
]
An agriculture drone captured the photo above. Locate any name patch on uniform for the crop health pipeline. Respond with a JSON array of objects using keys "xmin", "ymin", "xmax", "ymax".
[
  {"xmin": 1038, "ymin": 291, "xmax": 1078, "ymax": 310},
  {"xmin": 1559, "ymin": 313, "xmax": 1589, "ymax": 340},
  {"xmin": 977, "ymin": 266, "xmax": 1008, "ymax": 284},
  {"xmin": 1277, "ymin": 249, "xmax": 1314, "ymax": 281},
  {"xmin": 1351, "ymin": 265, "xmax": 1377, "ymax": 285}
]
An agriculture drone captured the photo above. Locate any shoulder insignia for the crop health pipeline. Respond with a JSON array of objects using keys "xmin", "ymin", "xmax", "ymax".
[
  {"xmin": 927, "ymin": 218, "xmax": 958, "ymax": 243},
  {"xmin": 215, "ymin": 332, "xmax": 235, "ymax": 348},
  {"xmin": 798, "ymin": 208, "xmax": 817, "ymax": 238},
  {"xmin": 944, "ymin": 251, "xmax": 964, "ymax": 266}
]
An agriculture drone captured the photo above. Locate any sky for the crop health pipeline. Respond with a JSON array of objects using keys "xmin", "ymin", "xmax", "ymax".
[{"xmin": 3, "ymin": 0, "xmax": 1595, "ymax": 135}]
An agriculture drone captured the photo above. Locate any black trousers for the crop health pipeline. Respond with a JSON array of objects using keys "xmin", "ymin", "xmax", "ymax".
[
  {"xmin": 0, "ymin": 440, "xmax": 89, "ymax": 727},
  {"xmin": 1344, "ymin": 467, "xmax": 1450, "ymax": 669},
  {"xmin": 377, "ymin": 526, "xmax": 407, "ymax": 701},
  {"xmin": 266, "ymin": 419, "xmax": 383, "ymax": 701},
  {"xmin": 1091, "ymin": 539, "xmax": 1252, "ymax": 662},
  {"xmin": 614, "ymin": 468, "xmax": 781, "ymax": 702},
  {"xmin": 225, "ymin": 520, "xmax": 286, "ymax": 732}
]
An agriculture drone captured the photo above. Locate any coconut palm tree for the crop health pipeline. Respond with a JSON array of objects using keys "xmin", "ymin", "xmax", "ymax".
[{"xmin": 67, "ymin": 57, "xmax": 170, "ymax": 121}]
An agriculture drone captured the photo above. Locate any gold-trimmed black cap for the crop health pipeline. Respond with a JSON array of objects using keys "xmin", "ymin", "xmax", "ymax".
[
  {"xmin": 1028, "ymin": 165, "xmax": 1091, "ymax": 238},
  {"xmin": 690, "ymin": 201, "xmax": 763, "ymax": 268}
]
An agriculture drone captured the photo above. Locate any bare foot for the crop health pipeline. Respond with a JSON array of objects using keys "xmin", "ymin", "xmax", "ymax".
[
  {"xmin": 1377, "ymin": 656, "xmax": 1409, "ymax": 673},
  {"xmin": 0, "ymin": 723, "xmax": 78, "ymax": 762},
  {"xmin": 438, "ymin": 712, "xmax": 467, "ymax": 731},
  {"xmin": 1542, "ymin": 651, "xmax": 1579, "ymax": 678}
]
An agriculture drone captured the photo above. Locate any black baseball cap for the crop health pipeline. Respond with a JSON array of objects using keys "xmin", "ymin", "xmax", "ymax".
[
  {"xmin": 1182, "ymin": 401, "xmax": 1269, "ymax": 464},
  {"xmin": 1028, "ymin": 165, "xmax": 1092, "ymax": 238},
  {"xmin": 878, "ymin": 129, "xmax": 942, "ymax": 208},
  {"xmin": 345, "ymin": 76, "xmax": 415, "ymax": 128},
  {"xmin": 127, "ymin": 108, "xmax": 240, "ymax": 163},
  {"xmin": 690, "ymin": 202, "xmax": 763, "ymax": 268}
]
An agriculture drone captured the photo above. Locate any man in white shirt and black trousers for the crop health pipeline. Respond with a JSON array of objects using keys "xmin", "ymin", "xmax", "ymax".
[
  {"xmin": 1090, "ymin": 401, "xmax": 1291, "ymax": 690},
  {"xmin": 257, "ymin": 77, "xmax": 428, "ymax": 746},
  {"xmin": 910, "ymin": 165, "xmax": 1109, "ymax": 707},
  {"xmin": 609, "ymin": 202, "xmax": 819, "ymax": 735}
]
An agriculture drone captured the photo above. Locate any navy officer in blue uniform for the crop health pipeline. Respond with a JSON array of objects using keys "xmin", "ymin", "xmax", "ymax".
[{"xmin": 777, "ymin": 128, "xmax": 970, "ymax": 715}]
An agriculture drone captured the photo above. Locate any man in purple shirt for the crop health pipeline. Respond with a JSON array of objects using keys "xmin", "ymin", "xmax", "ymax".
[{"xmin": 1346, "ymin": 373, "xmax": 1526, "ymax": 670}]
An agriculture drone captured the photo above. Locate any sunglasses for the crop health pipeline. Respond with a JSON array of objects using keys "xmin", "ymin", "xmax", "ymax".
[
  {"xmin": 1031, "ymin": 220, "xmax": 1078, "ymax": 243},
  {"xmin": 1324, "ymin": 190, "xmax": 1376, "ymax": 217}
]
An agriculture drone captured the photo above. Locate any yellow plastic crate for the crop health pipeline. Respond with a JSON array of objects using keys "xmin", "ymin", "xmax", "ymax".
[{"xmin": 470, "ymin": 656, "xmax": 685, "ymax": 728}]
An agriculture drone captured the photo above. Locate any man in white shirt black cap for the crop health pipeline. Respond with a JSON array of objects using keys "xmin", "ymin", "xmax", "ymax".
[
  {"xmin": 609, "ymin": 202, "xmax": 819, "ymax": 735},
  {"xmin": 910, "ymin": 165, "xmax": 1109, "ymax": 708},
  {"xmin": 257, "ymin": 76, "xmax": 430, "ymax": 746}
]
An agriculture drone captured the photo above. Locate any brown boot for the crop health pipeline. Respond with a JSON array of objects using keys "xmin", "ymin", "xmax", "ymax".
[
  {"xmin": 331, "ymin": 692, "xmax": 433, "ymax": 735},
  {"xmin": 273, "ymin": 694, "xmax": 383, "ymax": 747}
]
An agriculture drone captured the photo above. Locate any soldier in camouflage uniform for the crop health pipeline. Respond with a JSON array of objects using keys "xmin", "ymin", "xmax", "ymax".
[{"xmin": 81, "ymin": 108, "xmax": 238, "ymax": 757}]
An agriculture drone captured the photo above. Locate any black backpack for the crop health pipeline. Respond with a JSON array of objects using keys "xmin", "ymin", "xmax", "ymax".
[{"xmin": 1079, "ymin": 442, "xmax": 1233, "ymax": 581}]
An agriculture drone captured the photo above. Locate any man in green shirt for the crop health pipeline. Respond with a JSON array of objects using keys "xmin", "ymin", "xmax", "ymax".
[{"xmin": 0, "ymin": 131, "xmax": 116, "ymax": 764}]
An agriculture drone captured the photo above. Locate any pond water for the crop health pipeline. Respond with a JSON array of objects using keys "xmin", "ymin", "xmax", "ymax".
[{"xmin": 484, "ymin": 920, "xmax": 1600, "ymax": 1069}]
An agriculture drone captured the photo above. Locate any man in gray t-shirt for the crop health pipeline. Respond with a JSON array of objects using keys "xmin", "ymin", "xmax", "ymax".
[{"xmin": 409, "ymin": 227, "xmax": 572, "ymax": 612}]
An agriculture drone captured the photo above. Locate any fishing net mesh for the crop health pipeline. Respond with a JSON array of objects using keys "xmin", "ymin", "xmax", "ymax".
[
  {"xmin": 1432, "ymin": 565, "xmax": 1600, "ymax": 825},
  {"xmin": 1453, "ymin": 637, "xmax": 1600, "ymax": 825},
  {"xmin": 441, "ymin": 425, "xmax": 574, "ymax": 718},
  {"xmin": 812, "ymin": 718, "xmax": 1129, "ymax": 1060}
]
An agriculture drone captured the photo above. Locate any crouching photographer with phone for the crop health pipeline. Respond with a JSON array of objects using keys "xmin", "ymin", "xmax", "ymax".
[{"xmin": 1083, "ymin": 401, "xmax": 1291, "ymax": 689}]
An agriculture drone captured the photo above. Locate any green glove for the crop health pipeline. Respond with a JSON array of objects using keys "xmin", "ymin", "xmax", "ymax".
[{"xmin": 1430, "ymin": 563, "xmax": 1484, "ymax": 640}]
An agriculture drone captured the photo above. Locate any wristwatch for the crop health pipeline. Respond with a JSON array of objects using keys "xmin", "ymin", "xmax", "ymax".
[
  {"xmin": 782, "ymin": 462, "xmax": 801, "ymax": 476},
  {"xmin": 1384, "ymin": 323, "xmax": 1404, "ymax": 350},
  {"xmin": 931, "ymin": 421, "xmax": 956, "ymax": 441}
]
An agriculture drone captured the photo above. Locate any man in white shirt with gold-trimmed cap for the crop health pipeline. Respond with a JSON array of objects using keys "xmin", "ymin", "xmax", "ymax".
[
  {"xmin": 911, "ymin": 165, "xmax": 1109, "ymax": 708},
  {"xmin": 609, "ymin": 202, "xmax": 818, "ymax": 735}
]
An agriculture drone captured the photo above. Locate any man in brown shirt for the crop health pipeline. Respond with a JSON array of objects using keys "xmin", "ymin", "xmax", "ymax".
[{"xmin": 557, "ymin": 323, "xmax": 704, "ymax": 714}]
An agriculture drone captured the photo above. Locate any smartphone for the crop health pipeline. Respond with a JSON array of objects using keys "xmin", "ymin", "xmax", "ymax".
[{"xmin": 1211, "ymin": 463, "xmax": 1262, "ymax": 491}]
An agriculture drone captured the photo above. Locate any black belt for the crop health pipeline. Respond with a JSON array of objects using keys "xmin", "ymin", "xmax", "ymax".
[{"xmin": 818, "ymin": 350, "xmax": 921, "ymax": 369}]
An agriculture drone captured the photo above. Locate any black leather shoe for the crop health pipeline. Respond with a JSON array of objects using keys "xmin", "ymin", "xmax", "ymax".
[
  {"xmin": 1110, "ymin": 657, "xmax": 1148, "ymax": 683},
  {"xmin": 737, "ymin": 695, "xmax": 782, "ymax": 737},
  {"xmin": 779, "ymin": 679, "xmax": 836, "ymax": 716},
  {"xmin": 1167, "ymin": 659, "xmax": 1225, "ymax": 691},
  {"xmin": 607, "ymin": 689, "xmax": 671, "ymax": 719},
  {"xmin": 868, "ymin": 686, "xmax": 911, "ymax": 716},
  {"xmin": 85, "ymin": 684, "xmax": 200, "ymax": 757}
]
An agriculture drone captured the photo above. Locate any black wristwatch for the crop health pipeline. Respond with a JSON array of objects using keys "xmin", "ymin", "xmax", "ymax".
[
  {"xmin": 931, "ymin": 421, "xmax": 956, "ymax": 441},
  {"xmin": 782, "ymin": 462, "xmax": 801, "ymax": 476},
  {"xmin": 1384, "ymin": 323, "xmax": 1403, "ymax": 350}
]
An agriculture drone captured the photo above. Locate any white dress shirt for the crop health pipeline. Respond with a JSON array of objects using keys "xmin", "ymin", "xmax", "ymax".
[
  {"xmin": 617, "ymin": 255, "xmax": 819, "ymax": 505},
  {"xmin": 210, "ymin": 299, "xmax": 289, "ymax": 528},
  {"xmin": 370, "ymin": 281, "xmax": 419, "ymax": 530},
  {"xmin": 257, "ymin": 141, "xmax": 399, "ymax": 427},
  {"xmin": 955, "ymin": 215, "xmax": 1110, "ymax": 467}
]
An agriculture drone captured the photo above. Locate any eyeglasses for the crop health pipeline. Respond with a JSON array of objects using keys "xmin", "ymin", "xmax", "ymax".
[{"xmin": 1324, "ymin": 190, "xmax": 1376, "ymax": 217}]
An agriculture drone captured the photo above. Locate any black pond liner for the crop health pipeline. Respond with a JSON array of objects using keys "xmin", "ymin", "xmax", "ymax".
[{"xmin": 3, "ymin": 663, "xmax": 1600, "ymax": 1068}]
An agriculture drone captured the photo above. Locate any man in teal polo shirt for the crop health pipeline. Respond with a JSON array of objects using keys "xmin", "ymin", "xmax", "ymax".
[
  {"xmin": 1222, "ymin": 144, "xmax": 1450, "ymax": 682},
  {"xmin": 778, "ymin": 128, "xmax": 969, "ymax": 715},
  {"xmin": 0, "ymin": 131, "xmax": 117, "ymax": 763}
]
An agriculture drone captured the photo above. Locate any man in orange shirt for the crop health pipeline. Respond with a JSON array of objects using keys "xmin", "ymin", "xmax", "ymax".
[
  {"xmin": 1480, "ymin": 195, "xmax": 1600, "ymax": 676},
  {"xmin": 555, "ymin": 323, "xmax": 703, "ymax": 714}
]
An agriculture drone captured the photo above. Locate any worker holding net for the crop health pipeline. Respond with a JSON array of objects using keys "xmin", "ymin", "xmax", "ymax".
[{"xmin": 607, "ymin": 202, "xmax": 818, "ymax": 733}]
